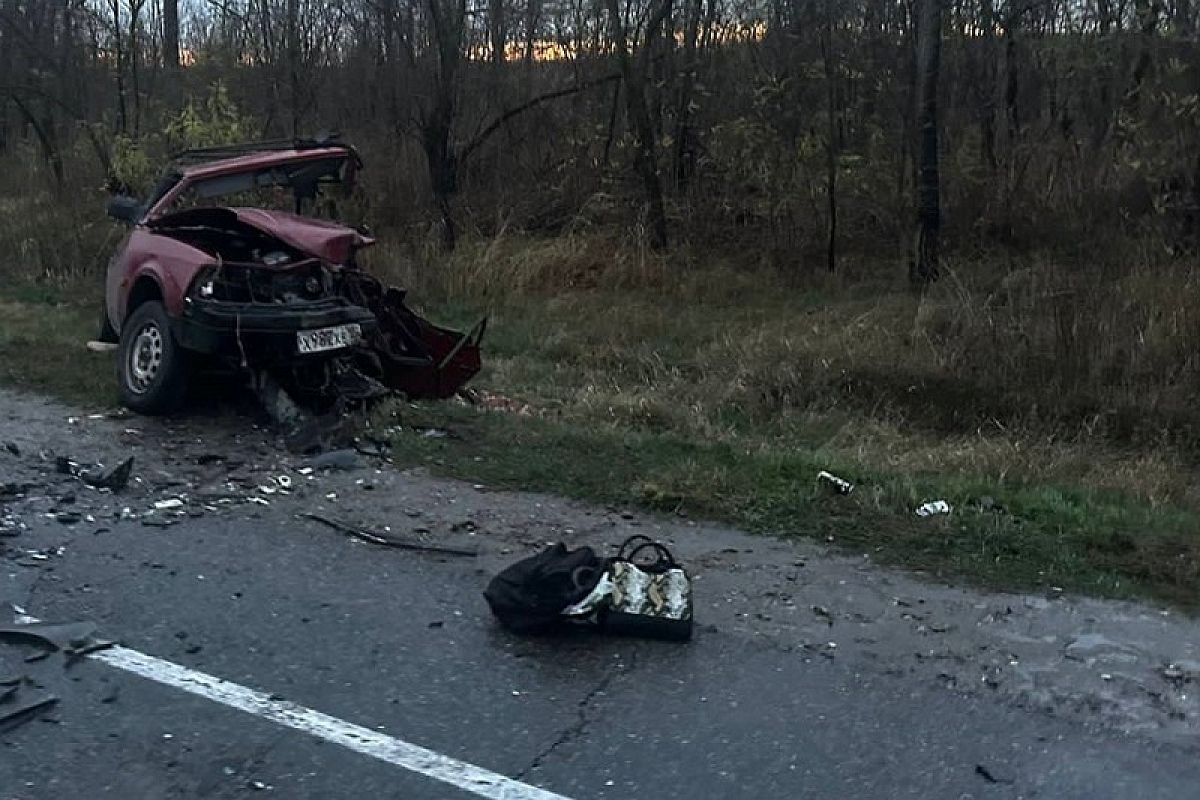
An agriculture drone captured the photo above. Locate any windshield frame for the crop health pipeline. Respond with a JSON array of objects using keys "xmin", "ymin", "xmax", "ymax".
[{"xmin": 144, "ymin": 151, "xmax": 358, "ymax": 221}]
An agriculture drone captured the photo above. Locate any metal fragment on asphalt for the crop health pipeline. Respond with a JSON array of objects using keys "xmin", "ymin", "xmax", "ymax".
[
  {"xmin": 82, "ymin": 456, "xmax": 135, "ymax": 492},
  {"xmin": 0, "ymin": 692, "xmax": 59, "ymax": 732}
]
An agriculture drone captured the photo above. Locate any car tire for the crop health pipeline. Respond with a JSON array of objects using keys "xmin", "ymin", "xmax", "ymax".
[{"xmin": 117, "ymin": 301, "xmax": 189, "ymax": 414}]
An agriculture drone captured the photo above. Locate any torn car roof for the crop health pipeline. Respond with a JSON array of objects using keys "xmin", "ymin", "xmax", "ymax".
[{"xmin": 174, "ymin": 146, "xmax": 353, "ymax": 180}]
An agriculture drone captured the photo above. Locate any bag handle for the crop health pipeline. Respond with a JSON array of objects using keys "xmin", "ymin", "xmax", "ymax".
[
  {"xmin": 621, "ymin": 541, "xmax": 678, "ymax": 571},
  {"xmin": 570, "ymin": 564, "xmax": 600, "ymax": 593},
  {"xmin": 616, "ymin": 534, "xmax": 657, "ymax": 560}
]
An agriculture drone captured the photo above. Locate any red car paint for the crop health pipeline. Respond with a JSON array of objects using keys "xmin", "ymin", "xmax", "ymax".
[
  {"xmin": 217, "ymin": 208, "xmax": 372, "ymax": 264},
  {"xmin": 107, "ymin": 147, "xmax": 365, "ymax": 331}
]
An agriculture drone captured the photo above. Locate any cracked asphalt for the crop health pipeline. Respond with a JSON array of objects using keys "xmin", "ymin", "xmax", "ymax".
[{"xmin": 2, "ymin": 389, "xmax": 1200, "ymax": 799}]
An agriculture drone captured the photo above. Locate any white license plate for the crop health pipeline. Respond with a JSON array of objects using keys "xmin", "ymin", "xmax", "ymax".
[{"xmin": 296, "ymin": 323, "xmax": 362, "ymax": 354}]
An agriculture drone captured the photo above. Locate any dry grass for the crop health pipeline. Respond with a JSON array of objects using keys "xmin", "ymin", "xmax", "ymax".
[{"xmin": 369, "ymin": 231, "xmax": 1200, "ymax": 512}]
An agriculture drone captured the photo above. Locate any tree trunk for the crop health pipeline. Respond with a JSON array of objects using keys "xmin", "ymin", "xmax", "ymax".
[
  {"xmin": 821, "ymin": 0, "xmax": 838, "ymax": 273},
  {"xmin": 422, "ymin": 0, "xmax": 466, "ymax": 251},
  {"xmin": 911, "ymin": 0, "xmax": 942, "ymax": 284},
  {"xmin": 490, "ymin": 0, "xmax": 506, "ymax": 68},
  {"xmin": 130, "ymin": 0, "xmax": 143, "ymax": 136},
  {"xmin": 1177, "ymin": 0, "xmax": 1195, "ymax": 37},
  {"xmin": 979, "ymin": 0, "xmax": 997, "ymax": 172},
  {"xmin": 605, "ymin": 0, "xmax": 670, "ymax": 250},
  {"xmin": 422, "ymin": 105, "xmax": 458, "ymax": 251},
  {"xmin": 523, "ymin": 0, "xmax": 540, "ymax": 87},
  {"xmin": 112, "ymin": 0, "xmax": 127, "ymax": 134},
  {"xmin": 671, "ymin": 0, "xmax": 702, "ymax": 190},
  {"xmin": 1003, "ymin": 10, "xmax": 1020, "ymax": 146},
  {"xmin": 1126, "ymin": 0, "xmax": 1159, "ymax": 113},
  {"xmin": 12, "ymin": 95, "xmax": 63, "ymax": 187},
  {"xmin": 286, "ymin": 0, "xmax": 300, "ymax": 137},
  {"xmin": 162, "ymin": 0, "xmax": 180, "ymax": 103}
]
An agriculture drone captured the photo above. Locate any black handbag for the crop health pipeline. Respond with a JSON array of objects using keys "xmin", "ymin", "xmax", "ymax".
[{"xmin": 483, "ymin": 543, "xmax": 602, "ymax": 634}]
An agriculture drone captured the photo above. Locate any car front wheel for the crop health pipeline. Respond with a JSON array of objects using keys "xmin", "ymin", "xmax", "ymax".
[{"xmin": 118, "ymin": 301, "xmax": 188, "ymax": 414}]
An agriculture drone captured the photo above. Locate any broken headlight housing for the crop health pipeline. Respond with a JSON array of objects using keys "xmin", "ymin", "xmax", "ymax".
[{"xmin": 189, "ymin": 261, "xmax": 332, "ymax": 304}]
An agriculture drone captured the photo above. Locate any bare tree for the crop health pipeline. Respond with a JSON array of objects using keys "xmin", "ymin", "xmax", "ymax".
[
  {"xmin": 820, "ymin": 0, "xmax": 838, "ymax": 273},
  {"xmin": 287, "ymin": 0, "xmax": 300, "ymax": 136},
  {"xmin": 605, "ymin": 0, "xmax": 671, "ymax": 250},
  {"xmin": 163, "ymin": 0, "xmax": 180, "ymax": 93},
  {"xmin": 912, "ymin": 0, "xmax": 942, "ymax": 284},
  {"xmin": 420, "ymin": 0, "xmax": 467, "ymax": 250}
]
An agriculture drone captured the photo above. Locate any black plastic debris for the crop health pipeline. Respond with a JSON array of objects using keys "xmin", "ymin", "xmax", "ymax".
[
  {"xmin": 975, "ymin": 764, "xmax": 1015, "ymax": 785},
  {"xmin": 0, "ymin": 621, "xmax": 98, "ymax": 651},
  {"xmin": 82, "ymin": 456, "xmax": 135, "ymax": 492},
  {"xmin": 328, "ymin": 363, "xmax": 389, "ymax": 402},
  {"xmin": 0, "ymin": 691, "xmax": 58, "ymax": 734},
  {"xmin": 55, "ymin": 512, "xmax": 82, "ymax": 526},
  {"xmin": 311, "ymin": 449, "xmax": 360, "ymax": 472},
  {"xmin": 4, "ymin": 441, "xmax": 18, "ymax": 456},
  {"xmin": 354, "ymin": 438, "xmax": 390, "ymax": 459},
  {"xmin": 302, "ymin": 513, "xmax": 477, "ymax": 557},
  {"xmin": 0, "ymin": 620, "xmax": 115, "ymax": 665}
]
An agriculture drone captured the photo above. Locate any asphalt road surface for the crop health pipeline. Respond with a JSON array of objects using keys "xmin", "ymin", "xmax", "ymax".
[{"xmin": 1, "ymin": 390, "xmax": 1198, "ymax": 799}]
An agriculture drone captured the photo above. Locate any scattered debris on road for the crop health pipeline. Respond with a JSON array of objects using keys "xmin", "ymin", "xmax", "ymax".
[
  {"xmin": 311, "ymin": 449, "xmax": 360, "ymax": 472},
  {"xmin": 301, "ymin": 512, "xmax": 478, "ymax": 557},
  {"xmin": 1161, "ymin": 661, "xmax": 1200, "ymax": 685},
  {"xmin": 82, "ymin": 457, "xmax": 135, "ymax": 492},
  {"xmin": 0, "ymin": 689, "xmax": 59, "ymax": 734},
  {"xmin": 0, "ymin": 620, "xmax": 113, "ymax": 658},
  {"xmin": 974, "ymin": 763, "xmax": 1015, "ymax": 785}
]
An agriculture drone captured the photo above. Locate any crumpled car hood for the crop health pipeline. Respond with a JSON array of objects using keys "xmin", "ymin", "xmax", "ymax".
[
  {"xmin": 148, "ymin": 206, "xmax": 374, "ymax": 265},
  {"xmin": 230, "ymin": 208, "xmax": 373, "ymax": 264}
]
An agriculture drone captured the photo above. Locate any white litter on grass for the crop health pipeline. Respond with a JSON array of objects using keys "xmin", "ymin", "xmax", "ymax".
[
  {"xmin": 154, "ymin": 498, "xmax": 184, "ymax": 511},
  {"xmin": 816, "ymin": 471, "xmax": 854, "ymax": 495},
  {"xmin": 915, "ymin": 500, "xmax": 952, "ymax": 517}
]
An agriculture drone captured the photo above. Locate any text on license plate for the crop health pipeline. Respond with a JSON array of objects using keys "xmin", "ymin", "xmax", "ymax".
[{"xmin": 296, "ymin": 323, "xmax": 362, "ymax": 354}]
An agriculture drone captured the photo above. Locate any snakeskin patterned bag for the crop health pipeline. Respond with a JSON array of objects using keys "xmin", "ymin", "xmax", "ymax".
[{"xmin": 602, "ymin": 535, "xmax": 693, "ymax": 641}]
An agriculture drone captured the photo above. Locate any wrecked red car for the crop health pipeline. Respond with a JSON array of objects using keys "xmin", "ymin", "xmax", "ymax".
[{"xmin": 101, "ymin": 137, "xmax": 483, "ymax": 415}]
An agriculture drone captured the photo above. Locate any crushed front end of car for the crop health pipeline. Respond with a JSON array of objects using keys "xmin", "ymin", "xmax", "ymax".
[{"xmin": 179, "ymin": 258, "xmax": 484, "ymax": 415}]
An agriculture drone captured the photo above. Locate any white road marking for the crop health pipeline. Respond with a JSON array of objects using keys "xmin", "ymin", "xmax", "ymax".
[{"xmin": 80, "ymin": 643, "xmax": 575, "ymax": 800}]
